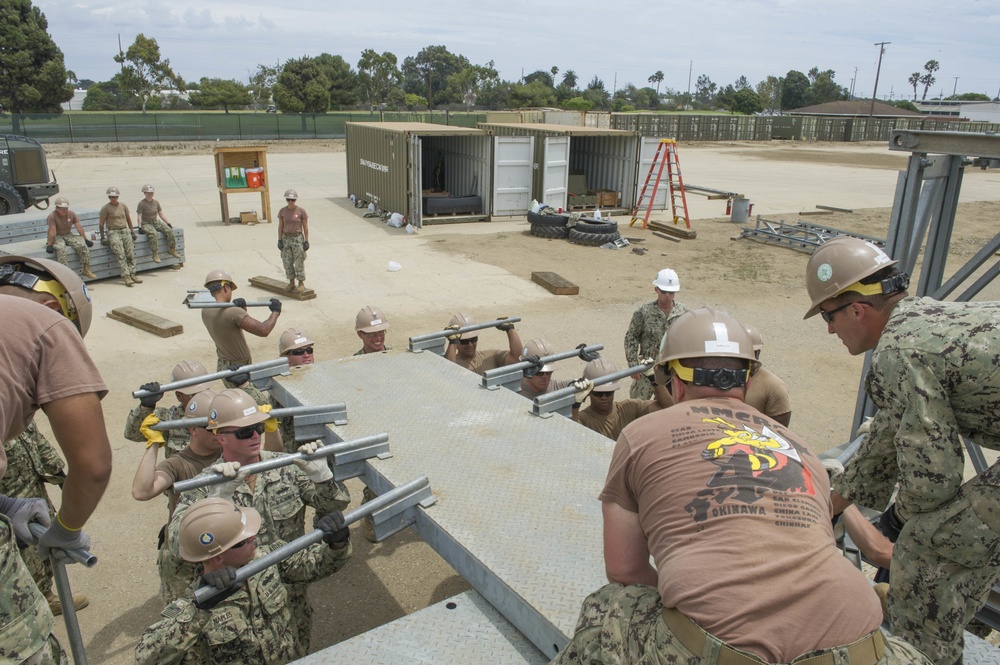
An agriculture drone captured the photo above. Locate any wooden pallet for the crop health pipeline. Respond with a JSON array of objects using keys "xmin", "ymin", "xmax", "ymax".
[
  {"xmin": 648, "ymin": 222, "xmax": 697, "ymax": 240},
  {"xmin": 248, "ymin": 275, "xmax": 317, "ymax": 300},
  {"xmin": 107, "ymin": 306, "xmax": 183, "ymax": 337},
  {"xmin": 531, "ymin": 271, "xmax": 579, "ymax": 296}
]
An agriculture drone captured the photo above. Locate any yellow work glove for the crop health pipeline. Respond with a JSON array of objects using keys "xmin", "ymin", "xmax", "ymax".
[
  {"xmin": 444, "ymin": 324, "xmax": 462, "ymax": 343},
  {"xmin": 140, "ymin": 414, "xmax": 166, "ymax": 449},
  {"xmin": 258, "ymin": 404, "xmax": 279, "ymax": 433}
]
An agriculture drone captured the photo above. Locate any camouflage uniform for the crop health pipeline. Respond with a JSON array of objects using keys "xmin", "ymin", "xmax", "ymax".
[
  {"xmin": 833, "ymin": 297, "xmax": 1000, "ymax": 665},
  {"xmin": 0, "ymin": 518, "xmax": 58, "ymax": 664},
  {"xmin": 280, "ymin": 233, "xmax": 306, "ymax": 283},
  {"xmin": 124, "ymin": 404, "xmax": 190, "ymax": 458},
  {"xmin": 214, "ymin": 358, "xmax": 269, "ymax": 407},
  {"xmin": 137, "ymin": 198, "xmax": 178, "ymax": 257},
  {"xmin": 51, "ymin": 234, "xmax": 92, "ymax": 275},
  {"xmin": 0, "ymin": 422, "xmax": 65, "ymax": 597},
  {"xmin": 168, "ymin": 452, "xmax": 351, "ymax": 659},
  {"xmin": 135, "ymin": 539, "xmax": 352, "ymax": 665},
  {"xmin": 623, "ymin": 300, "xmax": 689, "ymax": 399},
  {"xmin": 106, "ymin": 227, "xmax": 136, "ymax": 278},
  {"xmin": 552, "ymin": 583, "xmax": 932, "ymax": 665}
]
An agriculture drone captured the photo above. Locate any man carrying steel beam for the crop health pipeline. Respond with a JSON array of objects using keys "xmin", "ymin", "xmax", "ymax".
[
  {"xmin": 444, "ymin": 312, "xmax": 522, "ymax": 374},
  {"xmin": 124, "ymin": 360, "xmax": 217, "ymax": 458},
  {"xmin": 518, "ymin": 338, "xmax": 573, "ymax": 400},
  {"xmin": 554, "ymin": 308, "xmax": 930, "ymax": 665},
  {"xmin": 805, "ymin": 237, "xmax": 1000, "ymax": 665},
  {"xmin": 569, "ymin": 358, "xmax": 669, "ymax": 440},
  {"xmin": 136, "ymin": 498, "xmax": 350, "ymax": 664},
  {"xmin": 624, "ymin": 268, "xmax": 689, "ymax": 400}
]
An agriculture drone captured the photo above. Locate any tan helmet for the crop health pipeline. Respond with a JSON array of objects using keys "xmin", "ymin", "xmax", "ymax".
[
  {"xmin": 804, "ymin": 238, "xmax": 899, "ymax": 319},
  {"xmin": 171, "ymin": 360, "xmax": 214, "ymax": 396},
  {"xmin": 184, "ymin": 389, "xmax": 217, "ymax": 420},
  {"xmin": 178, "ymin": 498, "xmax": 261, "ymax": 562},
  {"xmin": 106, "ymin": 186, "xmax": 120, "ymax": 197},
  {"xmin": 448, "ymin": 312, "xmax": 475, "ymax": 339},
  {"xmin": 584, "ymin": 358, "xmax": 621, "ymax": 391},
  {"xmin": 521, "ymin": 338, "xmax": 555, "ymax": 372},
  {"xmin": 0, "ymin": 255, "xmax": 93, "ymax": 337},
  {"xmin": 744, "ymin": 324, "xmax": 764, "ymax": 353},
  {"xmin": 54, "ymin": 196, "xmax": 70, "ymax": 208},
  {"xmin": 278, "ymin": 328, "xmax": 314, "ymax": 355},
  {"xmin": 355, "ymin": 306, "xmax": 389, "ymax": 333},
  {"xmin": 654, "ymin": 308, "xmax": 758, "ymax": 389},
  {"xmin": 141, "ymin": 184, "xmax": 155, "ymax": 193},
  {"xmin": 204, "ymin": 269, "xmax": 236, "ymax": 291},
  {"xmin": 207, "ymin": 389, "xmax": 268, "ymax": 431},
  {"xmin": 283, "ymin": 188, "xmax": 298, "ymax": 200}
]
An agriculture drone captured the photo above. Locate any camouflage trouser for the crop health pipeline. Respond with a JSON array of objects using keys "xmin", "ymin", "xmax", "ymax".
[
  {"xmin": 552, "ymin": 583, "xmax": 932, "ymax": 665},
  {"xmin": 287, "ymin": 583, "xmax": 312, "ymax": 659},
  {"xmin": 629, "ymin": 375, "xmax": 654, "ymax": 401},
  {"xmin": 216, "ymin": 357, "xmax": 269, "ymax": 406},
  {"xmin": 140, "ymin": 218, "xmax": 176, "ymax": 255},
  {"xmin": 156, "ymin": 542, "xmax": 197, "ymax": 605},
  {"xmin": 890, "ymin": 485, "xmax": 1000, "ymax": 665},
  {"xmin": 0, "ymin": 521, "xmax": 56, "ymax": 663},
  {"xmin": 280, "ymin": 233, "xmax": 306, "ymax": 281},
  {"xmin": 18, "ymin": 512, "xmax": 55, "ymax": 596},
  {"xmin": 52, "ymin": 234, "xmax": 90, "ymax": 272},
  {"xmin": 106, "ymin": 227, "xmax": 136, "ymax": 277}
]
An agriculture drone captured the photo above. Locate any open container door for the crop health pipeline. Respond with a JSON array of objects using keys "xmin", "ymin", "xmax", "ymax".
[
  {"xmin": 491, "ymin": 135, "xmax": 535, "ymax": 217},
  {"xmin": 636, "ymin": 136, "xmax": 669, "ymax": 210},
  {"xmin": 408, "ymin": 133, "xmax": 423, "ymax": 228},
  {"xmin": 540, "ymin": 136, "xmax": 569, "ymax": 212}
]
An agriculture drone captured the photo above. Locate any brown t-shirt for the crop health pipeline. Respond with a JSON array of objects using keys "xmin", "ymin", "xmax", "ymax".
[
  {"xmin": 519, "ymin": 376, "xmax": 571, "ymax": 400},
  {"xmin": 100, "ymin": 202, "xmax": 130, "ymax": 230},
  {"xmin": 278, "ymin": 205, "xmax": 307, "ymax": 234},
  {"xmin": 745, "ymin": 368, "xmax": 792, "ymax": 419},
  {"xmin": 0, "ymin": 297, "xmax": 107, "ymax": 469},
  {"xmin": 453, "ymin": 349, "xmax": 508, "ymax": 374},
  {"xmin": 202, "ymin": 306, "xmax": 251, "ymax": 365},
  {"xmin": 157, "ymin": 446, "xmax": 219, "ymax": 516},
  {"xmin": 136, "ymin": 198, "xmax": 162, "ymax": 223},
  {"xmin": 601, "ymin": 397, "xmax": 881, "ymax": 662},
  {"xmin": 47, "ymin": 210, "xmax": 81, "ymax": 236},
  {"xmin": 576, "ymin": 398, "xmax": 649, "ymax": 440}
]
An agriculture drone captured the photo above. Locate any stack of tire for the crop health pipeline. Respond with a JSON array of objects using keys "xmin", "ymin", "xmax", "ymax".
[{"xmin": 527, "ymin": 208, "xmax": 622, "ymax": 247}]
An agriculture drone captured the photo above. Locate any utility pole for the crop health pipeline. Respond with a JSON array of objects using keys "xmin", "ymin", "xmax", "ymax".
[
  {"xmin": 869, "ymin": 41, "xmax": 890, "ymax": 117},
  {"xmin": 687, "ymin": 61, "xmax": 693, "ymax": 95},
  {"xmin": 953, "ymin": 77, "xmax": 959, "ymax": 96},
  {"xmin": 851, "ymin": 67, "xmax": 858, "ymax": 99},
  {"xmin": 613, "ymin": 72, "xmax": 617, "ymax": 96}
]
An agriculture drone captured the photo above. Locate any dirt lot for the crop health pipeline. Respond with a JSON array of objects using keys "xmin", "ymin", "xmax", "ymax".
[{"xmin": 22, "ymin": 138, "xmax": 1000, "ymax": 661}]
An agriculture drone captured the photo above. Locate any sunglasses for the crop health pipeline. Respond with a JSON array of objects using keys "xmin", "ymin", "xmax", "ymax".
[
  {"xmin": 459, "ymin": 337, "xmax": 478, "ymax": 346},
  {"xmin": 230, "ymin": 423, "xmax": 264, "ymax": 440},
  {"xmin": 820, "ymin": 301, "xmax": 869, "ymax": 323},
  {"xmin": 288, "ymin": 346, "xmax": 314, "ymax": 356}
]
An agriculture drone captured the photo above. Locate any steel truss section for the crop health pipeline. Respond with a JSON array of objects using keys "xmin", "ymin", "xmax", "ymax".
[{"xmin": 740, "ymin": 216, "xmax": 885, "ymax": 253}]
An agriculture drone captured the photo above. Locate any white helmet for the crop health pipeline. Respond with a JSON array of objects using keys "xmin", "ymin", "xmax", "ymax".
[{"xmin": 652, "ymin": 268, "xmax": 680, "ymax": 292}]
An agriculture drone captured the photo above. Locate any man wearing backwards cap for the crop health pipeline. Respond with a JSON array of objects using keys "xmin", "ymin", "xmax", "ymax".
[
  {"xmin": 624, "ymin": 268, "xmax": 688, "ymax": 401},
  {"xmin": 804, "ymin": 237, "xmax": 1000, "ymax": 665}
]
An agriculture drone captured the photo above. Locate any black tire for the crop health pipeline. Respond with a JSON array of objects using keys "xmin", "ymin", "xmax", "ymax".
[
  {"xmin": 573, "ymin": 217, "xmax": 618, "ymax": 234},
  {"xmin": 527, "ymin": 209, "xmax": 569, "ymax": 226},
  {"xmin": 530, "ymin": 223, "xmax": 569, "ymax": 239},
  {"xmin": 568, "ymin": 228, "xmax": 621, "ymax": 246},
  {"xmin": 0, "ymin": 182, "xmax": 25, "ymax": 215}
]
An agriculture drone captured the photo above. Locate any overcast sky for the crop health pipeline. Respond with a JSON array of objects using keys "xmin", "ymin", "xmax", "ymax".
[{"xmin": 35, "ymin": 0, "xmax": 1000, "ymax": 101}]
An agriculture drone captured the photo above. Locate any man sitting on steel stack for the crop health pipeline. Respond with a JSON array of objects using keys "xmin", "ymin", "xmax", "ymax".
[{"xmin": 553, "ymin": 307, "xmax": 931, "ymax": 665}]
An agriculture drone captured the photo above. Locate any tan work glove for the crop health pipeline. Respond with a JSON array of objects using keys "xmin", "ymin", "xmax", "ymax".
[
  {"xmin": 140, "ymin": 414, "xmax": 166, "ymax": 449},
  {"xmin": 444, "ymin": 324, "xmax": 462, "ymax": 343},
  {"xmin": 206, "ymin": 462, "xmax": 249, "ymax": 499},
  {"xmin": 639, "ymin": 358, "xmax": 657, "ymax": 378},
  {"xmin": 572, "ymin": 378, "xmax": 595, "ymax": 405},
  {"xmin": 293, "ymin": 442, "xmax": 334, "ymax": 483}
]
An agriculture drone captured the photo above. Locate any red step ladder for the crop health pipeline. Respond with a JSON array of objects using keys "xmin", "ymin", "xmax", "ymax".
[{"xmin": 629, "ymin": 139, "xmax": 691, "ymax": 230}]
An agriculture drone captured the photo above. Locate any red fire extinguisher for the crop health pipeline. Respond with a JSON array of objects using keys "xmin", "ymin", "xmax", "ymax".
[{"xmin": 725, "ymin": 198, "xmax": 733, "ymax": 215}]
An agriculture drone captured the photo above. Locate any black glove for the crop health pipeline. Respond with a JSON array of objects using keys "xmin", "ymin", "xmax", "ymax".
[
  {"xmin": 577, "ymin": 343, "xmax": 600, "ymax": 362},
  {"xmin": 195, "ymin": 566, "xmax": 241, "ymax": 610},
  {"xmin": 100, "ymin": 235, "xmax": 107, "ymax": 245},
  {"xmin": 268, "ymin": 298, "xmax": 282, "ymax": 314},
  {"xmin": 130, "ymin": 230, "xmax": 138, "ymax": 241},
  {"xmin": 137, "ymin": 226, "xmax": 146, "ymax": 235},
  {"xmin": 138, "ymin": 382, "xmax": 163, "ymax": 408},
  {"xmin": 317, "ymin": 512, "xmax": 350, "ymax": 549},
  {"xmin": 85, "ymin": 239, "xmax": 94, "ymax": 247},
  {"xmin": 227, "ymin": 365, "xmax": 249, "ymax": 387},
  {"xmin": 877, "ymin": 503, "xmax": 904, "ymax": 543},
  {"xmin": 521, "ymin": 354, "xmax": 541, "ymax": 378},
  {"xmin": 495, "ymin": 316, "xmax": 514, "ymax": 332},
  {"xmin": 45, "ymin": 244, "xmax": 54, "ymax": 254},
  {"xmin": 277, "ymin": 239, "xmax": 284, "ymax": 250},
  {"xmin": 232, "ymin": 297, "xmax": 247, "ymax": 310},
  {"xmin": 303, "ymin": 241, "xmax": 310, "ymax": 251}
]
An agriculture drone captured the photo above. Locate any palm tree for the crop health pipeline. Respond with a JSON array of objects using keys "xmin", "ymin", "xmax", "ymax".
[
  {"xmin": 561, "ymin": 69, "xmax": 578, "ymax": 89},
  {"xmin": 907, "ymin": 72, "xmax": 921, "ymax": 101},
  {"xmin": 648, "ymin": 70, "xmax": 665, "ymax": 96},
  {"xmin": 920, "ymin": 60, "xmax": 939, "ymax": 101}
]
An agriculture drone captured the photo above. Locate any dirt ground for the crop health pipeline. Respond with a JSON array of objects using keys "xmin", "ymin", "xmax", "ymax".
[{"xmin": 23, "ymin": 138, "xmax": 1000, "ymax": 661}]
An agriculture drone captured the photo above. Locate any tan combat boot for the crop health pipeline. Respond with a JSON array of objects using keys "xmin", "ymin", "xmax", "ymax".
[
  {"xmin": 151, "ymin": 248, "xmax": 161, "ymax": 263},
  {"xmin": 131, "ymin": 274, "xmax": 143, "ymax": 284},
  {"xmin": 294, "ymin": 279, "xmax": 306, "ymax": 293},
  {"xmin": 46, "ymin": 590, "xmax": 89, "ymax": 616},
  {"xmin": 286, "ymin": 280, "xmax": 296, "ymax": 291},
  {"xmin": 123, "ymin": 275, "xmax": 134, "ymax": 287},
  {"xmin": 168, "ymin": 248, "xmax": 181, "ymax": 259},
  {"xmin": 81, "ymin": 267, "xmax": 96, "ymax": 279}
]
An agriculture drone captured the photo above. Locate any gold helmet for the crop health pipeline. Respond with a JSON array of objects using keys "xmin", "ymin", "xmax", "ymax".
[
  {"xmin": 204, "ymin": 269, "xmax": 236, "ymax": 291},
  {"xmin": 106, "ymin": 186, "xmax": 120, "ymax": 197},
  {"xmin": 804, "ymin": 238, "xmax": 904, "ymax": 319},
  {"xmin": 0, "ymin": 255, "xmax": 93, "ymax": 336},
  {"xmin": 178, "ymin": 498, "xmax": 261, "ymax": 562},
  {"xmin": 207, "ymin": 389, "xmax": 268, "ymax": 431},
  {"xmin": 448, "ymin": 312, "xmax": 475, "ymax": 339},
  {"xmin": 653, "ymin": 308, "xmax": 758, "ymax": 390},
  {"xmin": 283, "ymin": 188, "xmax": 298, "ymax": 200},
  {"xmin": 355, "ymin": 306, "xmax": 389, "ymax": 333},
  {"xmin": 141, "ymin": 184, "xmax": 155, "ymax": 193},
  {"xmin": 184, "ymin": 389, "xmax": 217, "ymax": 420},
  {"xmin": 54, "ymin": 197, "xmax": 70, "ymax": 208},
  {"xmin": 584, "ymin": 358, "xmax": 621, "ymax": 391},
  {"xmin": 743, "ymin": 324, "xmax": 764, "ymax": 353},
  {"xmin": 521, "ymin": 338, "xmax": 555, "ymax": 372},
  {"xmin": 278, "ymin": 328, "xmax": 314, "ymax": 355},
  {"xmin": 171, "ymin": 360, "xmax": 214, "ymax": 396}
]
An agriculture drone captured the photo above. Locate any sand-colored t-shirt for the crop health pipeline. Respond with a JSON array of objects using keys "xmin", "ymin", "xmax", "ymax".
[
  {"xmin": 157, "ymin": 446, "xmax": 220, "ymax": 516},
  {"xmin": 745, "ymin": 368, "xmax": 791, "ymax": 419},
  {"xmin": 576, "ymin": 399, "xmax": 648, "ymax": 440},
  {"xmin": 453, "ymin": 349, "xmax": 508, "ymax": 375},
  {"xmin": 278, "ymin": 205, "xmax": 308, "ymax": 235},
  {"xmin": 202, "ymin": 306, "xmax": 251, "ymax": 365},
  {"xmin": 100, "ymin": 202, "xmax": 130, "ymax": 230},
  {"xmin": 136, "ymin": 198, "xmax": 162, "ymax": 223},
  {"xmin": 47, "ymin": 210, "xmax": 80, "ymax": 236}
]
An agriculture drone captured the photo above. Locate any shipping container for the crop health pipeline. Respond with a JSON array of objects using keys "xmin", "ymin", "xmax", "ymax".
[{"xmin": 478, "ymin": 123, "xmax": 641, "ymax": 213}]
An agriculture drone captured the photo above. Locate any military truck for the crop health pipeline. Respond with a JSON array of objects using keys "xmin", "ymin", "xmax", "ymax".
[{"xmin": 0, "ymin": 135, "xmax": 59, "ymax": 215}]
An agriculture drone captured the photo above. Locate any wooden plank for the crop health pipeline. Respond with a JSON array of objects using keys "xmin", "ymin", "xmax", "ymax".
[
  {"xmin": 652, "ymin": 231, "xmax": 682, "ymax": 243},
  {"xmin": 647, "ymin": 222, "xmax": 697, "ymax": 240},
  {"xmin": 530, "ymin": 271, "xmax": 579, "ymax": 296},
  {"xmin": 248, "ymin": 275, "xmax": 317, "ymax": 300},
  {"xmin": 816, "ymin": 205, "xmax": 853, "ymax": 213},
  {"xmin": 798, "ymin": 210, "xmax": 835, "ymax": 216},
  {"xmin": 107, "ymin": 306, "xmax": 183, "ymax": 337}
]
